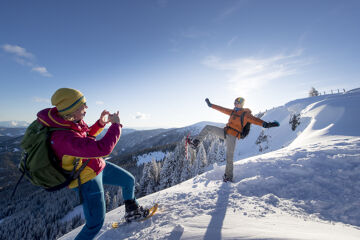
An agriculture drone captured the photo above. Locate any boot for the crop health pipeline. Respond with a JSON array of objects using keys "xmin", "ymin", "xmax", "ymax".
[
  {"xmin": 223, "ymin": 174, "xmax": 233, "ymax": 183},
  {"xmin": 187, "ymin": 138, "xmax": 200, "ymax": 149},
  {"xmin": 124, "ymin": 199, "xmax": 149, "ymax": 222}
]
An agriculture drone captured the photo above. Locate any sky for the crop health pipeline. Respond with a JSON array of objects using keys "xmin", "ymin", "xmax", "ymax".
[{"xmin": 0, "ymin": 0, "xmax": 359, "ymax": 129}]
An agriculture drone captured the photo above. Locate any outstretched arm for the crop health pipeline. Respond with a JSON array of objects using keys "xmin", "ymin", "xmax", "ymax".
[
  {"xmin": 244, "ymin": 112, "xmax": 279, "ymax": 128},
  {"xmin": 245, "ymin": 113, "xmax": 265, "ymax": 127},
  {"xmin": 205, "ymin": 98, "xmax": 233, "ymax": 116}
]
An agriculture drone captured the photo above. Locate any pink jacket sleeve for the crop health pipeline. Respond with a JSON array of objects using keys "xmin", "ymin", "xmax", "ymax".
[
  {"xmin": 88, "ymin": 120, "xmax": 106, "ymax": 137},
  {"xmin": 52, "ymin": 123, "xmax": 121, "ymax": 159}
]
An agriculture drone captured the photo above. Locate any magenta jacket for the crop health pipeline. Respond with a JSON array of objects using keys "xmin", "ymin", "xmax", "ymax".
[{"xmin": 37, "ymin": 107, "xmax": 121, "ymax": 188}]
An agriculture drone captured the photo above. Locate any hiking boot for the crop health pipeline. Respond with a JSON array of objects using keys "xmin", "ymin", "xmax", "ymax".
[
  {"xmin": 124, "ymin": 199, "xmax": 149, "ymax": 222},
  {"xmin": 223, "ymin": 174, "xmax": 233, "ymax": 183},
  {"xmin": 187, "ymin": 138, "xmax": 200, "ymax": 149}
]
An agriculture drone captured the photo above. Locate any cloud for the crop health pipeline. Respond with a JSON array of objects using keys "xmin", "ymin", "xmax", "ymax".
[
  {"xmin": 2, "ymin": 44, "xmax": 34, "ymax": 59},
  {"xmin": 133, "ymin": 112, "xmax": 151, "ymax": 120},
  {"xmin": 31, "ymin": 66, "xmax": 52, "ymax": 77},
  {"xmin": 14, "ymin": 57, "xmax": 34, "ymax": 67},
  {"xmin": 95, "ymin": 101, "xmax": 104, "ymax": 105},
  {"xmin": 203, "ymin": 49, "xmax": 309, "ymax": 95},
  {"xmin": 33, "ymin": 97, "xmax": 50, "ymax": 103},
  {"xmin": 1, "ymin": 44, "xmax": 52, "ymax": 77}
]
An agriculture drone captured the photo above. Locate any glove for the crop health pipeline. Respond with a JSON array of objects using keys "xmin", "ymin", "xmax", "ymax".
[
  {"xmin": 205, "ymin": 98, "xmax": 212, "ymax": 107},
  {"xmin": 263, "ymin": 121, "xmax": 280, "ymax": 128}
]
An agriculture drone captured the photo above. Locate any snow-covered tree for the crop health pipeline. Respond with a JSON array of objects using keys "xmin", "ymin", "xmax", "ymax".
[
  {"xmin": 192, "ymin": 143, "xmax": 207, "ymax": 176},
  {"xmin": 146, "ymin": 160, "xmax": 160, "ymax": 194},
  {"xmin": 159, "ymin": 152, "xmax": 176, "ymax": 189},
  {"xmin": 256, "ymin": 130, "xmax": 269, "ymax": 152},
  {"xmin": 180, "ymin": 153, "xmax": 193, "ymax": 182},
  {"xmin": 171, "ymin": 142, "xmax": 186, "ymax": 186},
  {"xmin": 289, "ymin": 113, "xmax": 301, "ymax": 131},
  {"xmin": 139, "ymin": 159, "xmax": 161, "ymax": 195},
  {"xmin": 309, "ymin": 87, "xmax": 319, "ymax": 97},
  {"xmin": 207, "ymin": 138, "xmax": 225, "ymax": 164}
]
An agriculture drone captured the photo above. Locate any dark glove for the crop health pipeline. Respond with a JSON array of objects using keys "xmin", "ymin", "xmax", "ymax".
[
  {"xmin": 205, "ymin": 98, "xmax": 212, "ymax": 107},
  {"xmin": 263, "ymin": 121, "xmax": 280, "ymax": 128}
]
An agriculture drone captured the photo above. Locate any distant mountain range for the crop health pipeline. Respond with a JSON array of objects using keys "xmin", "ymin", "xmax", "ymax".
[{"xmin": 0, "ymin": 121, "xmax": 30, "ymax": 128}]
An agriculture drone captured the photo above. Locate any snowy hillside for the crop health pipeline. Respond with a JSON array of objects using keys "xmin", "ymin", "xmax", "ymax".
[
  {"xmin": 59, "ymin": 90, "xmax": 360, "ymax": 240},
  {"xmin": 234, "ymin": 90, "xmax": 360, "ymax": 160}
]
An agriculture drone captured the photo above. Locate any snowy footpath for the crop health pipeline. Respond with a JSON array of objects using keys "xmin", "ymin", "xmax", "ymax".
[{"xmin": 59, "ymin": 135, "xmax": 360, "ymax": 240}]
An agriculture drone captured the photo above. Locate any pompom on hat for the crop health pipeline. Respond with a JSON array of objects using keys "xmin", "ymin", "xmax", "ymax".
[{"xmin": 51, "ymin": 88, "xmax": 86, "ymax": 116}]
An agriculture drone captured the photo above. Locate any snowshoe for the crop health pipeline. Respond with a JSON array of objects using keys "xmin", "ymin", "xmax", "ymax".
[
  {"xmin": 187, "ymin": 138, "xmax": 200, "ymax": 149},
  {"xmin": 124, "ymin": 199, "xmax": 150, "ymax": 223},
  {"xmin": 223, "ymin": 174, "xmax": 233, "ymax": 183},
  {"xmin": 112, "ymin": 203, "xmax": 159, "ymax": 228}
]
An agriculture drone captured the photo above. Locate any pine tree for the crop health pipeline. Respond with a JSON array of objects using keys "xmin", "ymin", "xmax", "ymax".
[
  {"xmin": 256, "ymin": 130, "xmax": 269, "ymax": 152},
  {"xmin": 146, "ymin": 159, "xmax": 160, "ymax": 195},
  {"xmin": 198, "ymin": 144, "xmax": 208, "ymax": 172},
  {"xmin": 180, "ymin": 153, "xmax": 193, "ymax": 182},
  {"xmin": 216, "ymin": 141, "xmax": 226, "ymax": 162},
  {"xmin": 139, "ymin": 162, "xmax": 151, "ymax": 196},
  {"xmin": 159, "ymin": 152, "xmax": 176, "ymax": 189},
  {"xmin": 208, "ymin": 139, "xmax": 221, "ymax": 164},
  {"xmin": 191, "ymin": 143, "xmax": 207, "ymax": 176},
  {"xmin": 289, "ymin": 113, "xmax": 301, "ymax": 131},
  {"xmin": 309, "ymin": 87, "xmax": 319, "ymax": 97},
  {"xmin": 171, "ymin": 142, "xmax": 186, "ymax": 186}
]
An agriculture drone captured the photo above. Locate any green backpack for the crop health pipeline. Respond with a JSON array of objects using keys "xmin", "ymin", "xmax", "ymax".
[
  {"xmin": 12, "ymin": 120, "xmax": 89, "ymax": 197},
  {"xmin": 239, "ymin": 112, "xmax": 251, "ymax": 139}
]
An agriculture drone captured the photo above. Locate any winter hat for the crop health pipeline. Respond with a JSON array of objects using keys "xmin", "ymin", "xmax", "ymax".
[
  {"xmin": 234, "ymin": 97, "xmax": 245, "ymax": 108},
  {"xmin": 51, "ymin": 88, "xmax": 86, "ymax": 116}
]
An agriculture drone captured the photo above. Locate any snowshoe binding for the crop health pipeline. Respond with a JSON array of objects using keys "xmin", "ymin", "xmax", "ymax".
[{"xmin": 124, "ymin": 199, "xmax": 150, "ymax": 223}]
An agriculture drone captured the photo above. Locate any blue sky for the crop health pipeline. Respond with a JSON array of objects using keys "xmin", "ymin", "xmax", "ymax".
[{"xmin": 0, "ymin": 0, "xmax": 359, "ymax": 129}]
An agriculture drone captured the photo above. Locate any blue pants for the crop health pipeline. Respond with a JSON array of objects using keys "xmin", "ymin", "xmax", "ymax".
[{"xmin": 74, "ymin": 162, "xmax": 135, "ymax": 240}]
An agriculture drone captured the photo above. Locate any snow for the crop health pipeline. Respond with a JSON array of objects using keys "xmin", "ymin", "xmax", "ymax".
[
  {"xmin": 59, "ymin": 90, "xmax": 360, "ymax": 240},
  {"xmin": 60, "ymin": 205, "xmax": 85, "ymax": 224},
  {"xmin": 136, "ymin": 151, "xmax": 168, "ymax": 166}
]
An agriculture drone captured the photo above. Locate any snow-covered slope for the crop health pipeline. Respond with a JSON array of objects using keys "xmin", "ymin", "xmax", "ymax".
[
  {"xmin": 234, "ymin": 90, "xmax": 360, "ymax": 160},
  {"xmin": 59, "ymin": 90, "xmax": 360, "ymax": 240}
]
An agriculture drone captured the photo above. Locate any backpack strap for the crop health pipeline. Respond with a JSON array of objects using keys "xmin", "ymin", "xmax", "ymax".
[
  {"xmin": 224, "ymin": 125, "xmax": 242, "ymax": 138},
  {"xmin": 240, "ymin": 111, "xmax": 246, "ymax": 129},
  {"xmin": 10, "ymin": 170, "xmax": 25, "ymax": 199}
]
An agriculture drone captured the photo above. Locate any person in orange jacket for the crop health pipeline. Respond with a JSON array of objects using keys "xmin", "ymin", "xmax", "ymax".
[{"xmin": 187, "ymin": 97, "xmax": 279, "ymax": 182}]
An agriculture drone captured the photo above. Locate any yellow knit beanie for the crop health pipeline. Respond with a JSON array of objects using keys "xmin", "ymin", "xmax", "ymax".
[{"xmin": 51, "ymin": 88, "xmax": 86, "ymax": 116}]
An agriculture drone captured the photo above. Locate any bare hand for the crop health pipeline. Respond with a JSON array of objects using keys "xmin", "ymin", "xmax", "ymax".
[
  {"xmin": 109, "ymin": 111, "xmax": 120, "ymax": 124},
  {"xmin": 99, "ymin": 110, "xmax": 111, "ymax": 126}
]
